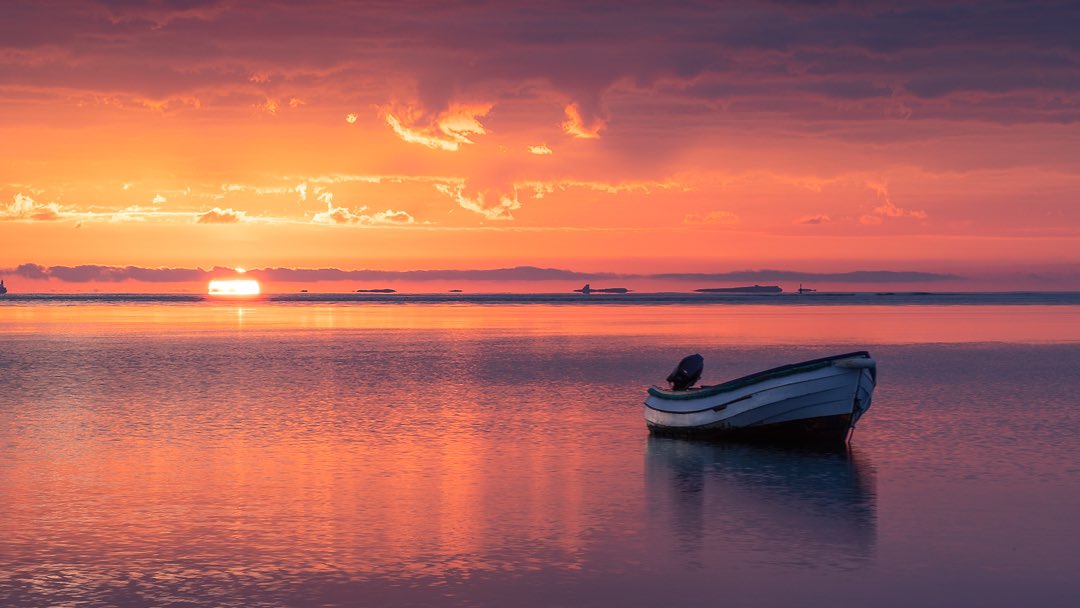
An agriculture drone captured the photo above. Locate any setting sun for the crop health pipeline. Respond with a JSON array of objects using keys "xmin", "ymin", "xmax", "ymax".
[{"xmin": 208, "ymin": 279, "xmax": 261, "ymax": 296}]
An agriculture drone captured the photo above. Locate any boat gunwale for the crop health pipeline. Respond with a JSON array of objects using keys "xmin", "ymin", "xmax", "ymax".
[
  {"xmin": 645, "ymin": 377, "xmax": 849, "ymax": 415},
  {"xmin": 647, "ymin": 351, "xmax": 871, "ymax": 401}
]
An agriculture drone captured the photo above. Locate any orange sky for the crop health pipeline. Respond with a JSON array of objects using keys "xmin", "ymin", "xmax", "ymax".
[{"xmin": 2, "ymin": 1, "xmax": 1079, "ymax": 292}]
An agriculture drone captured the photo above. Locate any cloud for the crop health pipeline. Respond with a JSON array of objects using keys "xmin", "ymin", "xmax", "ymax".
[
  {"xmin": 872, "ymin": 199, "xmax": 928, "ymax": 220},
  {"xmin": 562, "ymin": 103, "xmax": 604, "ymax": 139},
  {"xmin": 528, "ymin": 144, "xmax": 553, "ymax": 155},
  {"xmin": 384, "ymin": 113, "xmax": 457, "ymax": 151},
  {"xmin": 152, "ymin": 194, "xmax": 167, "ymax": 204},
  {"xmin": 1, "ymin": 263, "xmax": 962, "ymax": 284},
  {"xmin": 196, "ymin": 207, "xmax": 247, "ymax": 224},
  {"xmin": 797, "ymin": 214, "xmax": 832, "ymax": 225},
  {"xmin": 312, "ymin": 196, "xmax": 364, "ymax": 224},
  {"xmin": 683, "ymin": 210, "xmax": 739, "ymax": 226},
  {"xmin": 12, "ymin": 263, "xmax": 49, "ymax": 280},
  {"xmin": 368, "ymin": 209, "xmax": 415, "ymax": 224},
  {"xmin": 383, "ymin": 103, "xmax": 492, "ymax": 151},
  {"xmin": 3, "ymin": 193, "xmax": 249, "ymax": 224},
  {"xmin": 649, "ymin": 270, "xmax": 960, "ymax": 283},
  {"xmin": 860, "ymin": 181, "xmax": 927, "ymax": 224},
  {"xmin": 434, "ymin": 183, "xmax": 521, "ymax": 220},
  {"xmin": 311, "ymin": 192, "xmax": 415, "ymax": 225},
  {"xmin": 65, "ymin": 93, "xmax": 204, "ymax": 115},
  {"xmin": 519, "ymin": 178, "xmax": 681, "ymax": 200},
  {"xmin": 254, "ymin": 265, "xmax": 602, "ymax": 283},
  {"xmin": 345, "ymin": 113, "xmax": 358, "ymax": 124},
  {"xmin": 300, "ymin": 173, "xmax": 449, "ymax": 186},
  {"xmin": 4, "ymin": 2, "xmax": 1078, "ymax": 128},
  {"xmin": 1, "ymin": 193, "xmax": 64, "ymax": 221},
  {"xmin": 16, "ymin": 265, "xmax": 198, "ymax": 283},
  {"xmin": 6, "ymin": 264, "xmax": 222, "ymax": 283}
]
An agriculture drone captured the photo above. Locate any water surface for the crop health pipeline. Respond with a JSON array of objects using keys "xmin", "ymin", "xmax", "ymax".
[{"xmin": 1, "ymin": 302, "xmax": 1078, "ymax": 606}]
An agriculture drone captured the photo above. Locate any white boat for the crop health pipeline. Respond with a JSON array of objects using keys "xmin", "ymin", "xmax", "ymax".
[{"xmin": 644, "ymin": 351, "xmax": 876, "ymax": 443}]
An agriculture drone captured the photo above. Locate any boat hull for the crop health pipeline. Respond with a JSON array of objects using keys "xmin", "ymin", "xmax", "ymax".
[
  {"xmin": 646, "ymin": 412, "xmax": 855, "ymax": 443},
  {"xmin": 644, "ymin": 352, "xmax": 875, "ymax": 444}
]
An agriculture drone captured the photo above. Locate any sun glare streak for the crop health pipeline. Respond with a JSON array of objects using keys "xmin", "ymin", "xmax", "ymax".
[{"xmin": 208, "ymin": 279, "xmax": 261, "ymax": 296}]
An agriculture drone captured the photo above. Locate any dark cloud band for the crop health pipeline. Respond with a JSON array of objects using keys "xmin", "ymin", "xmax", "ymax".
[{"xmin": 3, "ymin": 263, "xmax": 960, "ymax": 284}]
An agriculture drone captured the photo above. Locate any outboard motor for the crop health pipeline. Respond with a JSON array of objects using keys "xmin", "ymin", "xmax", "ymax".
[{"xmin": 667, "ymin": 353, "xmax": 704, "ymax": 390}]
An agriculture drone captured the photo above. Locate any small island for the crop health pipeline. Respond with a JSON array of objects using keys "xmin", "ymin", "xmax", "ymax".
[
  {"xmin": 356, "ymin": 288, "xmax": 397, "ymax": 293},
  {"xmin": 574, "ymin": 283, "xmax": 630, "ymax": 294},
  {"xmin": 695, "ymin": 285, "xmax": 782, "ymax": 294}
]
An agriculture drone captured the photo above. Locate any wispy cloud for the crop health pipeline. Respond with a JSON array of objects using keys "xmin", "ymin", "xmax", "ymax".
[
  {"xmin": 311, "ymin": 192, "xmax": 415, "ymax": 225},
  {"xmin": 2, "ymin": 192, "xmax": 266, "ymax": 225},
  {"xmin": 383, "ymin": 103, "xmax": 492, "ymax": 151},
  {"xmin": 434, "ymin": 183, "xmax": 521, "ymax": 220},
  {"xmin": 259, "ymin": 98, "xmax": 279, "ymax": 115},
  {"xmin": 797, "ymin": 214, "xmax": 832, "ymax": 225},
  {"xmin": 861, "ymin": 181, "xmax": 928, "ymax": 225},
  {"xmin": 521, "ymin": 178, "xmax": 684, "ymax": 199},
  {"xmin": 196, "ymin": 207, "xmax": 247, "ymax": 224},
  {"xmin": 1, "ymin": 193, "xmax": 63, "ymax": 221},
  {"xmin": 561, "ymin": 103, "xmax": 604, "ymax": 139},
  {"xmin": 300, "ymin": 174, "xmax": 452, "ymax": 186},
  {"xmin": 683, "ymin": 210, "xmax": 739, "ymax": 226}
]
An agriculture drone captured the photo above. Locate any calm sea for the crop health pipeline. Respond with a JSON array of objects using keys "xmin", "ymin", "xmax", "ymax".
[{"xmin": 2, "ymin": 296, "xmax": 1079, "ymax": 607}]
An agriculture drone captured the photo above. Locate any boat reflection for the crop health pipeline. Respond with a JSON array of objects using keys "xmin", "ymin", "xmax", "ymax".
[{"xmin": 645, "ymin": 436, "xmax": 876, "ymax": 570}]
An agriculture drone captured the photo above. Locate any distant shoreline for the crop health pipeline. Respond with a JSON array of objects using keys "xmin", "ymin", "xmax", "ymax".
[{"xmin": 4, "ymin": 292, "xmax": 1080, "ymax": 307}]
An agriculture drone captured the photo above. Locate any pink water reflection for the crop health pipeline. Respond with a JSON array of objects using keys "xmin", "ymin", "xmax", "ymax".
[
  {"xmin": 2, "ymin": 303, "xmax": 1078, "ymax": 606},
  {"xmin": 4, "ymin": 303, "xmax": 1080, "ymax": 343}
]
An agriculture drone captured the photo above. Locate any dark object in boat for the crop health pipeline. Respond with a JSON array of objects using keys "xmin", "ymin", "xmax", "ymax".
[
  {"xmin": 356, "ymin": 288, "xmax": 396, "ymax": 293},
  {"xmin": 574, "ymin": 283, "xmax": 630, "ymax": 294},
  {"xmin": 667, "ymin": 354, "xmax": 704, "ymax": 391},
  {"xmin": 797, "ymin": 284, "xmax": 817, "ymax": 293},
  {"xmin": 695, "ymin": 285, "xmax": 781, "ymax": 294}
]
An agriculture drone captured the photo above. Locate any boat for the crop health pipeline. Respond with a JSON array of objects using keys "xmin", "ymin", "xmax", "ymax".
[
  {"xmin": 644, "ymin": 351, "xmax": 876, "ymax": 443},
  {"xmin": 695, "ymin": 285, "xmax": 781, "ymax": 294}
]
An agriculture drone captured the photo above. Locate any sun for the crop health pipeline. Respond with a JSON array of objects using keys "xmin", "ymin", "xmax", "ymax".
[{"xmin": 208, "ymin": 278, "xmax": 261, "ymax": 296}]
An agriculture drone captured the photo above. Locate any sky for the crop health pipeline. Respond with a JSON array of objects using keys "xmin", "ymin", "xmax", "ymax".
[{"xmin": 1, "ymin": 0, "xmax": 1079, "ymax": 292}]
